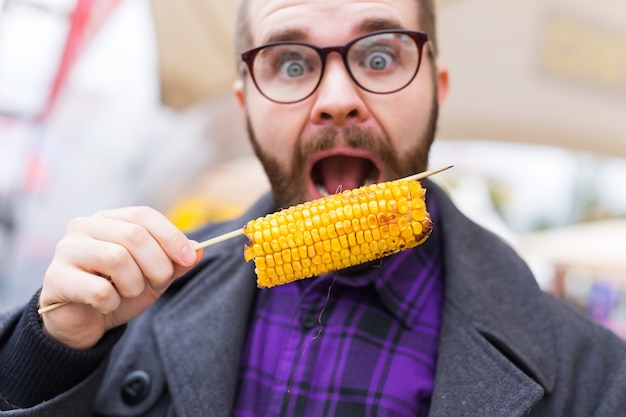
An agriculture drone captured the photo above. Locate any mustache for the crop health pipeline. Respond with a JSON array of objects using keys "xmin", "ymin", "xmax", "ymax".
[
  {"xmin": 296, "ymin": 126, "xmax": 386, "ymax": 159},
  {"xmin": 296, "ymin": 127, "xmax": 402, "ymax": 180}
]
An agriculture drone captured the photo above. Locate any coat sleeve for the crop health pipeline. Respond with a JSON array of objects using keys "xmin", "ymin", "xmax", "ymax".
[{"xmin": 0, "ymin": 293, "xmax": 124, "ymax": 416}]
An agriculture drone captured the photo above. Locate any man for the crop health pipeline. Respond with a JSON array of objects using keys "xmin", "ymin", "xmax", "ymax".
[{"xmin": 1, "ymin": 0, "xmax": 625, "ymax": 415}]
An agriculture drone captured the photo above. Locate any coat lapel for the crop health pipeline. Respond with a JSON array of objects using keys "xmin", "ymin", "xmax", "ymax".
[
  {"xmin": 429, "ymin": 305, "xmax": 545, "ymax": 416},
  {"xmin": 427, "ymin": 182, "xmax": 556, "ymax": 416},
  {"xmin": 152, "ymin": 250, "xmax": 256, "ymax": 417},
  {"xmin": 152, "ymin": 196, "xmax": 275, "ymax": 417}
]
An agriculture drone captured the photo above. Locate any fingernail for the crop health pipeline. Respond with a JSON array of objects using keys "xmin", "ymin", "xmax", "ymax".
[{"xmin": 180, "ymin": 245, "xmax": 196, "ymax": 265}]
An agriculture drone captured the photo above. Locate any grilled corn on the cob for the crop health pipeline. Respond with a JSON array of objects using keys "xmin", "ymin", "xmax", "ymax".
[{"xmin": 243, "ymin": 178, "xmax": 432, "ymax": 288}]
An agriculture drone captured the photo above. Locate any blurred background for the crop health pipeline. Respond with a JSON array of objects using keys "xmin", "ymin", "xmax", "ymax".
[{"xmin": 0, "ymin": 0, "xmax": 624, "ymax": 337}]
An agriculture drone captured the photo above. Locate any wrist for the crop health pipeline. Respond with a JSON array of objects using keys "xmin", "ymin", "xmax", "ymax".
[{"xmin": 0, "ymin": 292, "xmax": 124, "ymax": 407}]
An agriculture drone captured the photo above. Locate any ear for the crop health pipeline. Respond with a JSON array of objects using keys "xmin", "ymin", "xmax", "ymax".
[
  {"xmin": 436, "ymin": 64, "xmax": 449, "ymax": 106},
  {"xmin": 233, "ymin": 79, "xmax": 245, "ymax": 109}
]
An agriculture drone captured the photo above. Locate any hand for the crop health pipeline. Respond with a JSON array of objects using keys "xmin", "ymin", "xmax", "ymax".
[{"xmin": 38, "ymin": 206, "xmax": 203, "ymax": 350}]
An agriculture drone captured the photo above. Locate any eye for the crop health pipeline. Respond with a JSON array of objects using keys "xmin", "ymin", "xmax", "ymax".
[
  {"xmin": 280, "ymin": 59, "xmax": 307, "ymax": 78},
  {"xmin": 364, "ymin": 52, "xmax": 392, "ymax": 71},
  {"xmin": 354, "ymin": 44, "xmax": 398, "ymax": 72}
]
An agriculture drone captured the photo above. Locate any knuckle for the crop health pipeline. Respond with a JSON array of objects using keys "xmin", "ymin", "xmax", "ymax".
[
  {"xmin": 105, "ymin": 245, "xmax": 131, "ymax": 269},
  {"xmin": 53, "ymin": 238, "xmax": 73, "ymax": 256},
  {"xmin": 93, "ymin": 209, "xmax": 110, "ymax": 219},
  {"xmin": 122, "ymin": 284, "xmax": 144, "ymax": 299},
  {"xmin": 123, "ymin": 223, "xmax": 150, "ymax": 247},
  {"xmin": 132, "ymin": 205, "xmax": 155, "ymax": 220},
  {"xmin": 66, "ymin": 216, "xmax": 89, "ymax": 233},
  {"xmin": 89, "ymin": 280, "xmax": 117, "ymax": 307},
  {"xmin": 163, "ymin": 226, "xmax": 184, "ymax": 245},
  {"xmin": 43, "ymin": 261, "xmax": 62, "ymax": 282},
  {"xmin": 150, "ymin": 263, "xmax": 175, "ymax": 287}
]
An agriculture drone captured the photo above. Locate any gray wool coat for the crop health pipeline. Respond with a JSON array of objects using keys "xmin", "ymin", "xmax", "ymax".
[{"xmin": 1, "ymin": 181, "xmax": 625, "ymax": 416}]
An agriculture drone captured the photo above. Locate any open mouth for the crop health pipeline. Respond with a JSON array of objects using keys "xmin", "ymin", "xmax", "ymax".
[{"xmin": 311, "ymin": 154, "xmax": 380, "ymax": 197}]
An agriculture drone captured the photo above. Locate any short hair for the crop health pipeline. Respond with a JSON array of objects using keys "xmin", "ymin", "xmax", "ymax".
[{"xmin": 233, "ymin": 0, "xmax": 439, "ymax": 69}]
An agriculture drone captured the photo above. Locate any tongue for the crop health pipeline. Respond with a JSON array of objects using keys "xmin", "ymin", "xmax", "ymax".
[{"xmin": 318, "ymin": 156, "xmax": 371, "ymax": 194}]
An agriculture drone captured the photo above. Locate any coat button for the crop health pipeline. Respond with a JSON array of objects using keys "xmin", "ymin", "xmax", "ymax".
[
  {"xmin": 121, "ymin": 370, "xmax": 151, "ymax": 405},
  {"xmin": 300, "ymin": 312, "xmax": 318, "ymax": 329}
]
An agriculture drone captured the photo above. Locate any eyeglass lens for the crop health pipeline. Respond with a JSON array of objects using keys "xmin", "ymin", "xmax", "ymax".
[{"xmin": 249, "ymin": 31, "xmax": 422, "ymax": 103}]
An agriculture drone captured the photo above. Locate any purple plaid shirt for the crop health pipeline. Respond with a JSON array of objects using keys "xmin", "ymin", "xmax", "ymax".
[{"xmin": 234, "ymin": 201, "xmax": 444, "ymax": 417}]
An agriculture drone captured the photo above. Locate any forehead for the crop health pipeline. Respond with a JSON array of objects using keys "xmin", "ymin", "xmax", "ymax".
[{"xmin": 247, "ymin": 0, "xmax": 420, "ymax": 46}]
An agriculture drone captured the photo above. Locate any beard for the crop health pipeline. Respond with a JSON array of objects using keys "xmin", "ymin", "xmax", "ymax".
[{"xmin": 245, "ymin": 96, "xmax": 440, "ymax": 209}]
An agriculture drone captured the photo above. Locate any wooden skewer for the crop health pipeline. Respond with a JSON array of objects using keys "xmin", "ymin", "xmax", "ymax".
[
  {"xmin": 192, "ymin": 165, "xmax": 452, "ymax": 250},
  {"xmin": 401, "ymin": 164, "xmax": 453, "ymax": 182},
  {"xmin": 37, "ymin": 301, "xmax": 70, "ymax": 315},
  {"xmin": 193, "ymin": 228, "xmax": 244, "ymax": 250},
  {"xmin": 37, "ymin": 165, "xmax": 452, "ymax": 315},
  {"xmin": 191, "ymin": 165, "xmax": 452, "ymax": 250}
]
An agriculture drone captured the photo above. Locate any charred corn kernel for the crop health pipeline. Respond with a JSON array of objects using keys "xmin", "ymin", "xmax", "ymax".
[{"xmin": 243, "ymin": 178, "xmax": 433, "ymax": 288}]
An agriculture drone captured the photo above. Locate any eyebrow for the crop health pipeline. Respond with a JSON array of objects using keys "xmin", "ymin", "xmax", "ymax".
[
  {"xmin": 265, "ymin": 28, "xmax": 309, "ymax": 44},
  {"xmin": 358, "ymin": 17, "xmax": 404, "ymax": 33},
  {"xmin": 263, "ymin": 17, "xmax": 405, "ymax": 45}
]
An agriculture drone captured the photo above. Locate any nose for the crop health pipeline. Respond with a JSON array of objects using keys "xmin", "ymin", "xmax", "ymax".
[{"xmin": 310, "ymin": 54, "xmax": 368, "ymax": 126}]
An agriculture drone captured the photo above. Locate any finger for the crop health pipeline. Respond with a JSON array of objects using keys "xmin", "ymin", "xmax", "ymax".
[
  {"xmin": 42, "ymin": 257, "xmax": 122, "ymax": 315},
  {"xmin": 57, "ymin": 235, "xmax": 148, "ymax": 298},
  {"xmin": 74, "ymin": 216, "xmax": 178, "ymax": 291},
  {"xmin": 95, "ymin": 206, "xmax": 199, "ymax": 267},
  {"xmin": 172, "ymin": 241, "xmax": 204, "ymax": 279}
]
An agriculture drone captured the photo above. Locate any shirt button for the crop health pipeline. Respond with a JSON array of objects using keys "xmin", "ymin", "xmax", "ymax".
[
  {"xmin": 121, "ymin": 370, "xmax": 151, "ymax": 405},
  {"xmin": 300, "ymin": 312, "xmax": 318, "ymax": 329}
]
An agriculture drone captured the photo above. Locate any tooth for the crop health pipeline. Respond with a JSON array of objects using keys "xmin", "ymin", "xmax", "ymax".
[
  {"xmin": 316, "ymin": 183, "xmax": 329, "ymax": 197},
  {"xmin": 363, "ymin": 176, "xmax": 376, "ymax": 186}
]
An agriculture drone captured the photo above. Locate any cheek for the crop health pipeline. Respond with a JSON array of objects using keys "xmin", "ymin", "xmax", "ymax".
[
  {"xmin": 381, "ymin": 79, "xmax": 436, "ymax": 152},
  {"xmin": 246, "ymin": 93, "xmax": 308, "ymax": 163}
]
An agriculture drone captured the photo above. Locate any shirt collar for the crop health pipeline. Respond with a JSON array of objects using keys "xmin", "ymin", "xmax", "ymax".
[{"xmin": 322, "ymin": 196, "xmax": 444, "ymax": 329}]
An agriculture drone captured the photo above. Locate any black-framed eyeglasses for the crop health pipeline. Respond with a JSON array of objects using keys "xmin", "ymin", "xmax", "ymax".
[{"xmin": 240, "ymin": 30, "xmax": 429, "ymax": 104}]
